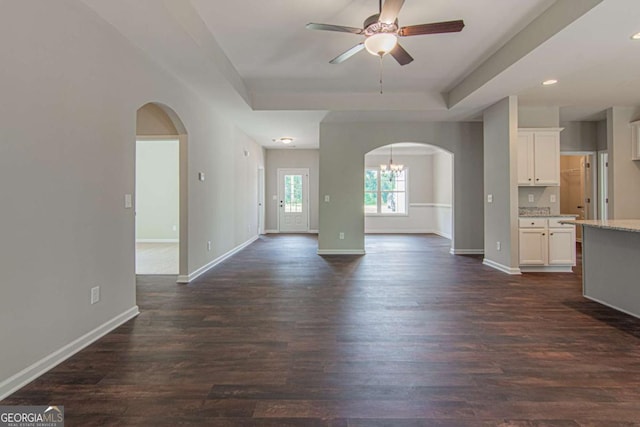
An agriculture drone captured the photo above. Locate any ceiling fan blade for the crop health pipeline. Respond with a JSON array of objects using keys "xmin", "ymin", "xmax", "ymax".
[
  {"xmin": 399, "ymin": 20, "xmax": 464, "ymax": 37},
  {"xmin": 306, "ymin": 23, "xmax": 363, "ymax": 34},
  {"xmin": 390, "ymin": 43, "xmax": 413, "ymax": 66},
  {"xmin": 379, "ymin": 0, "xmax": 405, "ymax": 24},
  {"xmin": 329, "ymin": 43, "xmax": 365, "ymax": 64}
]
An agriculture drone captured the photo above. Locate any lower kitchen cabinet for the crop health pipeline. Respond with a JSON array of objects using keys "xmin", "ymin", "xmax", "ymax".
[{"xmin": 519, "ymin": 217, "xmax": 576, "ymax": 272}]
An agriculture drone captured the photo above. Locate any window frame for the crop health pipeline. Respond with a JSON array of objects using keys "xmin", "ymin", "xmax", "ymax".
[{"xmin": 364, "ymin": 166, "xmax": 409, "ymax": 216}]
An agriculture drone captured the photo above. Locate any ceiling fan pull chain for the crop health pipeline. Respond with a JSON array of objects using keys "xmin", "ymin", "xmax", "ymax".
[{"xmin": 379, "ymin": 55, "xmax": 384, "ymax": 94}]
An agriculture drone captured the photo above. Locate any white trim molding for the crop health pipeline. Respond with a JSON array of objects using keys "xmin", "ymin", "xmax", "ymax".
[
  {"xmin": 483, "ymin": 258, "xmax": 522, "ymax": 275},
  {"xmin": 308, "ymin": 229, "xmax": 319, "ymax": 234},
  {"xmin": 317, "ymin": 249, "xmax": 366, "ymax": 255},
  {"xmin": 409, "ymin": 203, "xmax": 452, "ymax": 208},
  {"xmin": 177, "ymin": 236, "xmax": 258, "ymax": 283},
  {"xmin": 0, "ymin": 306, "xmax": 139, "ymax": 401},
  {"xmin": 520, "ymin": 265, "xmax": 574, "ymax": 273},
  {"xmin": 450, "ymin": 248, "xmax": 484, "ymax": 255},
  {"xmin": 366, "ymin": 229, "xmax": 435, "ymax": 234},
  {"xmin": 136, "ymin": 239, "xmax": 179, "ymax": 243},
  {"xmin": 265, "ymin": 229, "xmax": 279, "ymax": 234}
]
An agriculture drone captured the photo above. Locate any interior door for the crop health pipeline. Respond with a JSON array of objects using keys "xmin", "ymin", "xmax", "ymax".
[
  {"xmin": 258, "ymin": 167, "xmax": 265, "ymax": 235},
  {"xmin": 277, "ymin": 168, "xmax": 309, "ymax": 232}
]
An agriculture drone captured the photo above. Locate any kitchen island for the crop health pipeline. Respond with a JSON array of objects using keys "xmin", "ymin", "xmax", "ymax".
[{"xmin": 562, "ymin": 219, "xmax": 640, "ymax": 318}]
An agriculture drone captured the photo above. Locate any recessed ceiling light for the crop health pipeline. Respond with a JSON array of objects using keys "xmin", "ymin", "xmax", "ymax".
[
  {"xmin": 542, "ymin": 79, "xmax": 558, "ymax": 86},
  {"xmin": 631, "ymin": 32, "xmax": 640, "ymax": 40},
  {"xmin": 272, "ymin": 137, "xmax": 294, "ymax": 144}
]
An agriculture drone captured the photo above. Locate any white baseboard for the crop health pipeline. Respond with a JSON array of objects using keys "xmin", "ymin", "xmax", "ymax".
[
  {"xmin": 0, "ymin": 306, "xmax": 139, "ymax": 401},
  {"xmin": 365, "ymin": 229, "xmax": 435, "ymax": 234},
  {"xmin": 265, "ymin": 229, "xmax": 317, "ymax": 234},
  {"xmin": 483, "ymin": 258, "xmax": 521, "ymax": 275},
  {"xmin": 520, "ymin": 265, "xmax": 574, "ymax": 273},
  {"xmin": 136, "ymin": 239, "xmax": 179, "ymax": 243},
  {"xmin": 177, "ymin": 236, "xmax": 258, "ymax": 283},
  {"xmin": 317, "ymin": 249, "xmax": 366, "ymax": 255},
  {"xmin": 450, "ymin": 248, "xmax": 484, "ymax": 255}
]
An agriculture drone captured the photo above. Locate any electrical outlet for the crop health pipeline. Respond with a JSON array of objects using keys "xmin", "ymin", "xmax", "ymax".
[
  {"xmin": 550, "ymin": 194, "xmax": 557, "ymax": 203},
  {"xmin": 487, "ymin": 194, "xmax": 493, "ymax": 203},
  {"xmin": 324, "ymin": 195, "xmax": 330, "ymax": 202},
  {"xmin": 91, "ymin": 286, "xmax": 100, "ymax": 305},
  {"xmin": 172, "ymin": 225, "xmax": 177, "ymax": 232},
  {"xmin": 207, "ymin": 241, "xmax": 212, "ymax": 251},
  {"xmin": 496, "ymin": 241, "xmax": 501, "ymax": 251},
  {"xmin": 339, "ymin": 232, "xmax": 345, "ymax": 240},
  {"xmin": 528, "ymin": 194, "xmax": 534, "ymax": 203}
]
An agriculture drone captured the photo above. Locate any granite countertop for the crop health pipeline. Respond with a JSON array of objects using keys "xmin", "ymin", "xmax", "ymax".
[
  {"xmin": 559, "ymin": 219, "xmax": 640, "ymax": 233},
  {"xmin": 519, "ymin": 214, "xmax": 578, "ymax": 218}
]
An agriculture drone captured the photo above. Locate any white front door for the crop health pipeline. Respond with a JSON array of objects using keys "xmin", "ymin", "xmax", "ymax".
[{"xmin": 277, "ymin": 168, "xmax": 309, "ymax": 232}]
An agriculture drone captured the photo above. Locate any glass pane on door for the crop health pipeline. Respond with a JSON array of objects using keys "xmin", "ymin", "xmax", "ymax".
[{"xmin": 284, "ymin": 175, "xmax": 303, "ymax": 213}]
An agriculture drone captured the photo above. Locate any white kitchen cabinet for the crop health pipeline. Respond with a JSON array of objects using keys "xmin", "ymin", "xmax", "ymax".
[
  {"xmin": 631, "ymin": 120, "xmax": 640, "ymax": 161},
  {"xmin": 518, "ymin": 129, "xmax": 561, "ymax": 186},
  {"xmin": 519, "ymin": 217, "xmax": 576, "ymax": 272},
  {"xmin": 548, "ymin": 228, "xmax": 575, "ymax": 265},
  {"xmin": 519, "ymin": 229, "xmax": 547, "ymax": 265}
]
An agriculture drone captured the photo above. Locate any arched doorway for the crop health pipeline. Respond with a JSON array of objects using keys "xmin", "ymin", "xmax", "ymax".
[
  {"xmin": 363, "ymin": 142, "xmax": 454, "ymax": 248},
  {"xmin": 135, "ymin": 103, "xmax": 188, "ymax": 279}
]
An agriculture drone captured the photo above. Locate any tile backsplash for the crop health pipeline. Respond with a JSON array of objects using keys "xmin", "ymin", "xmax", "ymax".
[{"xmin": 519, "ymin": 207, "xmax": 551, "ymax": 217}]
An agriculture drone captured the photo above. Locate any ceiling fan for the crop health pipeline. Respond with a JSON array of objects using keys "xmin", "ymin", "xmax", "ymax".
[{"xmin": 306, "ymin": 0, "xmax": 464, "ymax": 66}]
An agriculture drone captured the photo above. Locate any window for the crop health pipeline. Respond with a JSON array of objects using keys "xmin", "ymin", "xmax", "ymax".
[{"xmin": 364, "ymin": 168, "xmax": 407, "ymax": 214}]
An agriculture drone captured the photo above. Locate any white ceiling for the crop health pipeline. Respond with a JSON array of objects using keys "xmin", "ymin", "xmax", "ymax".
[{"xmin": 81, "ymin": 0, "xmax": 640, "ymax": 148}]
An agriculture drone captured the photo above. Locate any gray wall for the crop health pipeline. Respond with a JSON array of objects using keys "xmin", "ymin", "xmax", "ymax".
[
  {"xmin": 560, "ymin": 121, "xmax": 597, "ymax": 152},
  {"xmin": 318, "ymin": 121, "xmax": 483, "ymax": 253},
  {"xmin": 519, "ymin": 106, "xmax": 560, "ymax": 128},
  {"xmin": 0, "ymin": 0, "xmax": 264, "ymax": 394},
  {"xmin": 607, "ymin": 107, "xmax": 640, "ymax": 218},
  {"xmin": 265, "ymin": 149, "xmax": 319, "ymax": 231},
  {"xmin": 596, "ymin": 120, "xmax": 608, "ymax": 151},
  {"xmin": 484, "ymin": 97, "xmax": 519, "ymax": 271}
]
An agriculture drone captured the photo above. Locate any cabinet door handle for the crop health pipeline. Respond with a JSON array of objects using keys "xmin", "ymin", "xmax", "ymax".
[
  {"xmin": 550, "ymin": 233, "xmax": 554, "ymax": 236},
  {"xmin": 528, "ymin": 178, "xmax": 532, "ymax": 181},
  {"xmin": 536, "ymin": 178, "xmax": 540, "ymax": 181},
  {"xmin": 531, "ymin": 222, "xmax": 535, "ymax": 225},
  {"xmin": 542, "ymin": 233, "xmax": 546, "ymax": 236}
]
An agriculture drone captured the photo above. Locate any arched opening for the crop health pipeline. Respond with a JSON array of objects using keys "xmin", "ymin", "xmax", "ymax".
[
  {"xmin": 135, "ymin": 102, "xmax": 188, "ymax": 279},
  {"xmin": 363, "ymin": 142, "xmax": 454, "ymax": 250}
]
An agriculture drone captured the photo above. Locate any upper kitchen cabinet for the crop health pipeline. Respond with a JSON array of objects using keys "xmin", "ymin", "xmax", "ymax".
[
  {"xmin": 517, "ymin": 128, "xmax": 562, "ymax": 186},
  {"xmin": 631, "ymin": 120, "xmax": 640, "ymax": 160}
]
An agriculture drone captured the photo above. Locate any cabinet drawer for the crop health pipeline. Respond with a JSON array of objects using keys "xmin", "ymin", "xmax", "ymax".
[
  {"xmin": 548, "ymin": 218, "xmax": 574, "ymax": 228},
  {"xmin": 519, "ymin": 218, "xmax": 547, "ymax": 228}
]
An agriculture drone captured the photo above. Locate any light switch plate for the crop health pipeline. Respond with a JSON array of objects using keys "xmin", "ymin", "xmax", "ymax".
[
  {"xmin": 487, "ymin": 194, "xmax": 493, "ymax": 203},
  {"xmin": 198, "ymin": 172, "xmax": 205, "ymax": 181},
  {"xmin": 124, "ymin": 194, "xmax": 132, "ymax": 209},
  {"xmin": 324, "ymin": 195, "xmax": 330, "ymax": 202}
]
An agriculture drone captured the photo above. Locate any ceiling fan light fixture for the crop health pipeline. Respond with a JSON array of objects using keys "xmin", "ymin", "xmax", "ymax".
[
  {"xmin": 275, "ymin": 137, "xmax": 294, "ymax": 144},
  {"xmin": 364, "ymin": 33, "xmax": 397, "ymax": 56}
]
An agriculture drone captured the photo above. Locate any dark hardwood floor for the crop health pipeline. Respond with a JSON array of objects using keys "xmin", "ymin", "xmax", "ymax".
[{"xmin": 4, "ymin": 234, "xmax": 640, "ymax": 426}]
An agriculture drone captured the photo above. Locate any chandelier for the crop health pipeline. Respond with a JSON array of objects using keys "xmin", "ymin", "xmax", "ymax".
[{"xmin": 380, "ymin": 144, "xmax": 403, "ymax": 175}]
